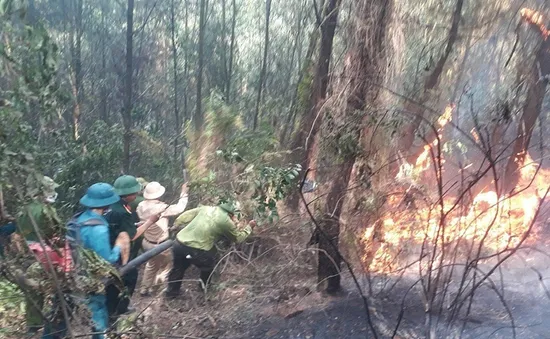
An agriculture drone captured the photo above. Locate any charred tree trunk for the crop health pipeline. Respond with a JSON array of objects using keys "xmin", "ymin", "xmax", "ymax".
[
  {"xmin": 287, "ymin": 0, "xmax": 341, "ymax": 210},
  {"xmin": 123, "ymin": 0, "xmax": 134, "ymax": 173},
  {"xmin": 504, "ymin": 14, "xmax": 550, "ymax": 192},
  {"xmin": 253, "ymin": 0, "xmax": 272, "ymax": 130},
  {"xmin": 195, "ymin": 0, "xmax": 207, "ymax": 132},
  {"xmin": 318, "ymin": 0, "xmax": 392, "ymax": 294},
  {"xmin": 396, "ymin": 0, "xmax": 464, "ymax": 162}
]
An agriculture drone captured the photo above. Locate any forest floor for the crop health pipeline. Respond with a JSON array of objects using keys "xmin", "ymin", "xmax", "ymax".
[
  {"xmin": 127, "ymin": 220, "xmax": 550, "ymax": 339},
  {"xmin": 8, "ymin": 215, "xmax": 550, "ymax": 338}
]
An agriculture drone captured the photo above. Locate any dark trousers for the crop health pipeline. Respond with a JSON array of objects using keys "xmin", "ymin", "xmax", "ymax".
[
  {"xmin": 166, "ymin": 241, "xmax": 216, "ymax": 294},
  {"xmin": 105, "ymin": 268, "xmax": 138, "ymax": 320}
]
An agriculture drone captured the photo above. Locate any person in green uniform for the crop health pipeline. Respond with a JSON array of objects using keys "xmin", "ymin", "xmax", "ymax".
[
  {"xmin": 14, "ymin": 176, "xmax": 64, "ymax": 335},
  {"xmin": 165, "ymin": 202, "xmax": 256, "ymax": 298},
  {"xmin": 104, "ymin": 175, "xmax": 157, "ymax": 319}
]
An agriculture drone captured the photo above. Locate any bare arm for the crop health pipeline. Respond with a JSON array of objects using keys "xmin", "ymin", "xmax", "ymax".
[
  {"xmin": 131, "ymin": 214, "xmax": 160, "ymax": 241},
  {"xmin": 161, "ymin": 184, "xmax": 189, "ymax": 217}
]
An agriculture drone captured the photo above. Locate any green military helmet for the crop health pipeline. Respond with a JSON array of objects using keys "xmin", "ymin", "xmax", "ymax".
[
  {"xmin": 42, "ymin": 176, "xmax": 60, "ymax": 203},
  {"xmin": 113, "ymin": 175, "xmax": 141, "ymax": 196},
  {"xmin": 219, "ymin": 200, "xmax": 241, "ymax": 216},
  {"xmin": 136, "ymin": 177, "xmax": 149, "ymax": 191}
]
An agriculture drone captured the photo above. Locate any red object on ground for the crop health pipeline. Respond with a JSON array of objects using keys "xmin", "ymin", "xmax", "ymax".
[{"xmin": 28, "ymin": 241, "xmax": 73, "ymax": 272}]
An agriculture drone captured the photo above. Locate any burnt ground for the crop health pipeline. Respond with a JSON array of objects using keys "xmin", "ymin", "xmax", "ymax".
[
  {"xmin": 239, "ymin": 241, "xmax": 550, "ymax": 339},
  {"xmin": 129, "ymin": 252, "xmax": 550, "ymax": 339},
  {"xmin": 50, "ymin": 221, "xmax": 550, "ymax": 339}
]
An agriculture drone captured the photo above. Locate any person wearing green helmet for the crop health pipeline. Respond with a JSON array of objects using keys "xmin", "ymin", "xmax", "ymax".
[
  {"xmin": 104, "ymin": 175, "xmax": 158, "ymax": 319},
  {"xmin": 164, "ymin": 201, "xmax": 256, "ymax": 299}
]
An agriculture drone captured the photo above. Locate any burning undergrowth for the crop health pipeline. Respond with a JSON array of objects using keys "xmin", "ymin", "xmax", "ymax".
[{"xmin": 362, "ymin": 104, "xmax": 550, "ymax": 275}]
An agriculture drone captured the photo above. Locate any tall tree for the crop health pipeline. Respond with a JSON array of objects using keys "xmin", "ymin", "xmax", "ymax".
[
  {"xmin": 100, "ymin": 0, "xmax": 109, "ymax": 123},
  {"xmin": 318, "ymin": 0, "xmax": 392, "ymax": 294},
  {"xmin": 195, "ymin": 0, "xmax": 207, "ymax": 132},
  {"xmin": 70, "ymin": 0, "xmax": 83, "ymax": 140},
  {"xmin": 287, "ymin": 0, "xmax": 339, "ymax": 210},
  {"xmin": 396, "ymin": 0, "xmax": 465, "ymax": 164},
  {"xmin": 170, "ymin": 0, "xmax": 181, "ymax": 159},
  {"xmin": 253, "ymin": 0, "xmax": 272, "ymax": 130},
  {"xmin": 503, "ymin": 9, "xmax": 550, "ymax": 192},
  {"xmin": 123, "ymin": 0, "xmax": 135, "ymax": 172},
  {"xmin": 227, "ymin": 0, "xmax": 237, "ymax": 102}
]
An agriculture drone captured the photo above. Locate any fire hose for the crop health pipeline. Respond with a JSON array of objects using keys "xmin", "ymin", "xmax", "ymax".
[{"xmin": 12, "ymin": 239, "xmax": 174, "ymax": 289}]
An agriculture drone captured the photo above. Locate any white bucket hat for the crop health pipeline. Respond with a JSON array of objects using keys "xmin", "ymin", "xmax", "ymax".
[{"xmin": 143, "ymin": 181, "xmax": 166, "ymax": 200}]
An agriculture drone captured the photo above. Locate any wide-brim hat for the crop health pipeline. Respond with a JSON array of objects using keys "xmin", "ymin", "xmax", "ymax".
[
  {"xmin": 143, "ymin": 181, "xmax": 166, "ymax": 200},
  {"xmin": 80, "ymin": 183, "xmax": 120, "ymax": 208},
  {"xmin": 113, "ymin": 175, "xmax": 141, "ymax": 196}
]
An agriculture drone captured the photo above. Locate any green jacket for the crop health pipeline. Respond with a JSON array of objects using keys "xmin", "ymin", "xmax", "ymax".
[
  {"xmin": 16, "ymin": 201, "xmax": 61, "ymax": 242},
  {"xmin": 105, "ymin": 199, "xmax": 138, "ymax": 259},
  {"xmin": 174, "ymin": 206, "xmax": 252, "ymax": 251}
]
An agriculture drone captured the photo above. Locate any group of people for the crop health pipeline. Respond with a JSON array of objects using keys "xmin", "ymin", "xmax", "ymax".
[{"xmin": 0, "ymin": 174, "xmax": 257, "ymax": 339}]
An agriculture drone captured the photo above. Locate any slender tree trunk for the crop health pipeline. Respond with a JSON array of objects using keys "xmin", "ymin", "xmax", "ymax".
[
  {"xmin": 195, "ymin": 0, "xmax": 207, "ymax": 132},
  {"xmin": 287, "ymin": 0, "xmax": 340, "ymax": 210},
  {"xmin": 123, "ymin": 0, "xmax": 134, "ymax": 173},
  {"xmin": 100, "ymin": 1, "xmax": 108, "ymax": 123},
  {"xmin": 220, "ymin": 0, "xmax": 228, "ymax": 100},
  {"xmin": 253, "ymin": 0, "xmax": 272, "ymax": 130},
  {"xmin": 170, "ymin": 0, "xmax": 180, "ymax": 159},
  {"xmin": 227, "ymin": 0, "xmax": 237, "ymax": 102},
  {"xmin": 284, "ymin": 5, "xmax": 304, "ymax": 102},
  {"xmin": 70, "ymin": 0, "xmax": 83, "ymax": 140},
  {"xmin": 183, "ymin": 0, "xmax": 189, "ymax": 124},
  {"xmin": 280, "ymin": 27, "xmax": 321, "ymax": 144}
]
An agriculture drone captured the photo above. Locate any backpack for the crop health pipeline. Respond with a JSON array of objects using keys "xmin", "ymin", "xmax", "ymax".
[{"xmin": 65, "ymin": 212, "xmax": 105, "ymax": 272}]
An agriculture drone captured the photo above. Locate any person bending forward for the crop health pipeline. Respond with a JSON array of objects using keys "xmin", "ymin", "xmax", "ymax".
[{"xmin": 165, "ymin": 202, "xmax": 256, "ymax": 299}]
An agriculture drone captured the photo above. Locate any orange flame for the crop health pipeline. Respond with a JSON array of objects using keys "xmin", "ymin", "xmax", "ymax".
[
  {"xmin": 415, "ymin": 104, "xmax": 454, "ymax": 171},
  {"xmin": 520, "ymin": 8, "xmax": 549, "ymax": 39},
  {"xmin": 364, "ymin": 106, "xmax": 550, "ymax": 273}
]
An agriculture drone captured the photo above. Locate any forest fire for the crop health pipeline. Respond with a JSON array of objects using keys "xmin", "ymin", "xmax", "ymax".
[
  {"xmin": 415, "ymin": 104, "xmax": 454, "ymax": 171},
  {"xmin": 364, "ymin": 109, "xmax": 550, "ymax": 273}
]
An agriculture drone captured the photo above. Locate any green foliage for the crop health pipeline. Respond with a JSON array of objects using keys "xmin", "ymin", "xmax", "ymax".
[
  {"xmin": 0, "ymin": 279, "xmax": 25, "ymax": 331},
  {"xmin": 185, "ymin": 98, "xmax": 300, "ymax": 223}
]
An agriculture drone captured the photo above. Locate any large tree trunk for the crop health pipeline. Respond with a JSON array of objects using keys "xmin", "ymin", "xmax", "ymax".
[
  {"xmin": 503, "ymin": 12, "xmax": 550, "ymax": 192},
  {"xmin": 123, "ymin": 0, "xmax": 134, "ymax": 173},
  {"xmin": 396, "ymin": 0, "xmax": 464, "ymax": 163},
  {"xmin": 253, "ymin": 0, "xmax": 272, "ymax": 130},
  {"xmin": 287, "ymin": 0, "xmax": 341, "ymax": 210},
  {"xmin": 195, "ymin": 0, "xmax": 207, "ymax": 132},
  {"xmin": 318, "ymin": 0, "xmax": 392, "ymax": 294}
]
